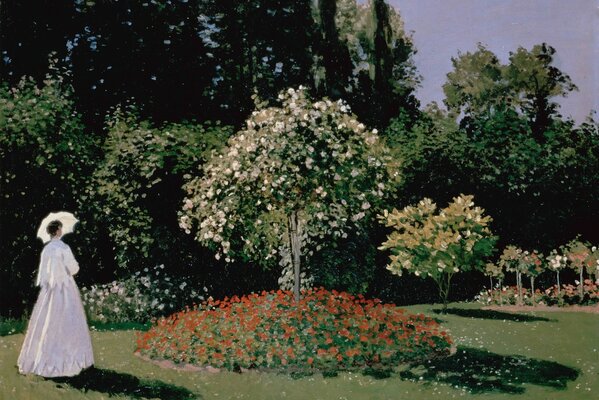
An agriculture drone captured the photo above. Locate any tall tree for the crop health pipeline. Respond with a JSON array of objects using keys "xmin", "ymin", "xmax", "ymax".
[
  {"xmin": 443, "ymin": 44, "xmax": 506, "ymax": 117},
  {"xmin": 69, "ymin": 0, "xmax": 220, "ymax": 129},
  {"xmin": 505, "ymin": 43, "xmax": 577, "ymax": 140},
  {"xmin": 443, "ymin": 43, "xmax": 577, "ymax": 138},
  {"xmin": 313, "ymin": 0, "xmax": 420, "ymax": 128}
]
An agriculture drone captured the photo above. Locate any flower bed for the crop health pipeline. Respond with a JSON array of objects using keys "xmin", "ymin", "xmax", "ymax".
[
  {"xmin": 476, "ymin": 280, "xmax": 599, "ymax": 307},
  {"xmin": 136, "ymin": 288, "xmax": 452, "ymax": 372}
]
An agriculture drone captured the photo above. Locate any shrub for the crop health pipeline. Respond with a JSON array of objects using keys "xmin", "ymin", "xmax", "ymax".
[
  {"xmin": 136, "ymin": 288, "xmax": 452, "ymax": 372},
  {"xmin": 81, "ymin": 265, "xmax": 207, "ymax": 323},
  {"xmin": 86, "ymin": 108, "xmax": 233, "ymax": 271},
  {"xmin": 0, "ymin": 63, "xmax": 98, "ymax": 317},
  {"xmin": 378, "ymin": 194, "xmax": 497, "ymax": 311}
]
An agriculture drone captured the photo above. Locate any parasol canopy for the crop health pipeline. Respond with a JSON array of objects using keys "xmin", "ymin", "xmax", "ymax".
[{"xmin": 36, "ymin": 211, "xmax": 79, "ymax": 243}]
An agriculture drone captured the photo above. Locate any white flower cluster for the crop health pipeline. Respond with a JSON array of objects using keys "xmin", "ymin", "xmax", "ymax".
[
  {"xmin": 181, "ymin": 86, "xmax": 393, "ymax": 269},
  {"xmin": 81, "ymin": 264, "xmax": 208, "ymax": 323},
  {"xmin": 546, "ymin": 250, "xmax": 567, "ymax": 272}
]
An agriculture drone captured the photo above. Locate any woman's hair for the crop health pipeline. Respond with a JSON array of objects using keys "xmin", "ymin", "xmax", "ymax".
[{"xmin": 46, "ymin": 220, "xmax": 63, "ymax": 237}]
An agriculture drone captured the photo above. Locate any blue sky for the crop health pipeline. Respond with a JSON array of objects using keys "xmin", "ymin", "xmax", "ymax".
[{"xmin": 390, "ymin": 0, "xmax": 598, "ymax": 122}]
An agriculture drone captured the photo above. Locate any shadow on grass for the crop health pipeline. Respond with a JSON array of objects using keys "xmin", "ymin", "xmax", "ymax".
[
  {"xmin": 433, "ymin": 308, "xmax": 554, "ymax": 322},
  {"xmin": 400, "ymin": 346, "xmax": 579, "ymax": 394},
  {"xmin": 49, "ymin": 366, "xmax": 200, "ymax": 399}
]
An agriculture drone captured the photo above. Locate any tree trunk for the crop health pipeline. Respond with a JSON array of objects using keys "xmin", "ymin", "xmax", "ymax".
[
  {"xmin": 579, "ymin": 269, "xmax": 584, "ymax": 301},
  {"xmin": 516, "ymin": 272, "xmax": 522, "ymax": 306},
  {"xmin": 288, "ymin": 211, "xmax": 302, "ymax": 302},
  {"xmin": 556, "ymin": 271, "xmax": 560, "ymax": 294},
  {"xmin": 499, "ymin": 279, "xmax": 503, "ymax": 304},
  {"xmin": 530, "ymin": 276, "xmax": 535, "ymax": 306},
  {"xmin": 489, "ymin": 276, "xmax": 493, "ymax": 290},
  {"xmin": 437, "ymin": 273, "xmax": 452, "ymax": 313}
]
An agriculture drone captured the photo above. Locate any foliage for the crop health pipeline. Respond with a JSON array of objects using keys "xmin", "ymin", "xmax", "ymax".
[
  {"xmin": 443, "ymin": 43, "xmax": 577, "ymax": 136},
  {"xmin": 392, "ymin": 44, "xmax": 597, "ymax": 254},
  {"xmin": 387, "ymin": 94, "xmax": 599, "ymax": 253},
  {"xmin": 384, "ymin": 105, "xmax": 465, "ymax": 195},
  {"xmin": 519, "ymin": 250, "xmax": 544, "ymax": 278},
  {"xmin": 308, "ymin": 233, "xmax": 378, "ymax": 295},
  {"xmin": 378, "ymin": 194, "xmax": 497, "ymax": 310},
  {"xmin": 86, "ymin": 109, "xmax": 233, "ymax": 270},
  {"xmin": 504, "ymin": 44, "xmax": 577, "ymax": 137},
  {"xmin": 0, "ymin": 317, "xmax": 27, "ymax": 336},
  {"xmin": 562, "ymin": 238, "xmax": 599, "ymax": 299},
  {"xmin": 484, "ymin": 263, "xmax": 504, "ymax": 280},
  {"xmin": 0, "ymin": 65, "xmax": 98, "ymax": 316},
  {"xmin": 314, "ymin": 0, "xmax": 420, "ymax": 127},
  {"xmin": 81, "ymin": 265, "xmax": 207, "ymax": 324},
  {"xmin": 563, "ymin": 239, "xmax": 599, "ymax": 276},
  {"xmin": 3, "ymin": 0, "xmax": 419, "ymax": 129},
  {"xmin": 181, "ymin": 87, "xmax": 395, "ymax": 297},
  {"xmin": 136, "ymin": 288, "xmax": 452, "ymax": 372},
  {"xmin": 443, "ymin": 44, "xmax": 505, "ymax": 116},
  {"xmin": 542, "ymin": 280, "xmax": 599, "ymax": 306}
]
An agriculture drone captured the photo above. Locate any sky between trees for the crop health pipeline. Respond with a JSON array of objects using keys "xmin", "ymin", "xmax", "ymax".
[{"xmin": 392, "ymin": 0, "xmax": 597, "ymax": 122}]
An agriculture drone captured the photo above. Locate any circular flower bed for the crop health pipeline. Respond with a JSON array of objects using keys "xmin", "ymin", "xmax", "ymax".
[{"xmin": 136, "ymin": 288, "xmax": 452, "ymax": 372}]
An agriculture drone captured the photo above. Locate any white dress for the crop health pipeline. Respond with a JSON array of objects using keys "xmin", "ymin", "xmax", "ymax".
[{"xmin": 17, "ymin": 238, "xmax": 94, "ymax": 377}]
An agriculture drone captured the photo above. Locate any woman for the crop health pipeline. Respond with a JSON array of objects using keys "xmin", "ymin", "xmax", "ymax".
[{"xmin": 17, "ymin": 220, "xmax": 94, "ymax": 377}]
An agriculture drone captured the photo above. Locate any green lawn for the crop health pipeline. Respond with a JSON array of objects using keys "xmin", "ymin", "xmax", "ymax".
[{"xmin": 1, "ymin": 302, "xmax": 597, "ymax": 399}]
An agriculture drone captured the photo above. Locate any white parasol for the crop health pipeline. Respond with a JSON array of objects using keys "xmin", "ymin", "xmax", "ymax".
[{"xmin": 36, "ymin": 211, "xmax": 79, "ymax": 243}]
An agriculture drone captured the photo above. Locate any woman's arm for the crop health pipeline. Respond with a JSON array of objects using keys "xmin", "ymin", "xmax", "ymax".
[{"xmin": 63, "ymin": 245, "xmax": 80, "ymax": 276}]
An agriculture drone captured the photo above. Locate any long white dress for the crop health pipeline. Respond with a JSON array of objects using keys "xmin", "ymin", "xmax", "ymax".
[{"xmin": 17, "ymin": 238, "xmax": 94, "ymax": 377}]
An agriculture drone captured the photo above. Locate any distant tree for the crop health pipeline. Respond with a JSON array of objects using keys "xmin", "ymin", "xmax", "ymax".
[
  {"xmin": 389, "ymin": 44, "xmax": 598, "ymax": 252},
  {"xmin": 443, "ymin": 43, "xmax": 577, "ymax": 138},
  {"xmin": 505, "ymin": 43, "xmax": 577, "ymax": 140},
  {"xmin": 563, "ymin": 239, "xmax": 599, "ymax": 299},
  {"xmin": 484, "ymin": 262, "xmax": 504, "ymax": 290},
  {"xmin": 314, "ymin": 0, "xmax": 420, "ymax": 128},
  {"xmin": 443, "ymin": 44, "xmax": 506, "ymax": 116},
  {"xmin": 498, "ymin": 246, "xmax": 526, "ymax": 306},
  {"xmin": 520, "ymin": 250, "xmax": 544, "ymax": 305},
  {"xmin": 546, "ymin": 249, "xmax": 567, "ymax": 293}
]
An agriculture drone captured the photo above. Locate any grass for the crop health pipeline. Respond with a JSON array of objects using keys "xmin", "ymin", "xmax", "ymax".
[
  {"xmin": 1, "ymin": 302, "xmax": 597, "ymax": 399},
  {"xmin": 0, "ymin": 318, "xmax": 151, "ymax": 337}
]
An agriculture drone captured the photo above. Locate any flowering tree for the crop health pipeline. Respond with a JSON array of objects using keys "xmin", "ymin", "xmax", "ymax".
[
  {"xmin": 546, "ymin": 249, "xmax": 567, "ymax": 294},
  {"xmin": 499, "ymin": 246, "xmax": 526, "ymax": 305},
  {"xmin": 564, "ymin": 239, "xmax": 599, "ymax": 299},
  {"xmin": 520, "ymin": 250, "xmax": 544, "ymax": 305},
  {"xmin": 484, "ymin": 263, "xmax": 504, "ymax": 289},
  {"xmin": 180, "ymin": 87, "xmax": 395, "ymax": 301},
  {"xmin": 484, "ymin": 262, "xmax": 505, "ymax": 304},
  {"xmin": 378, "ymin": 194, "xmax": 497, "ymax": 312}
]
